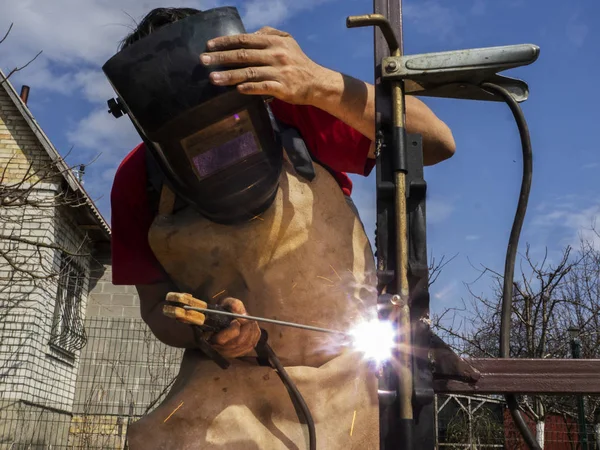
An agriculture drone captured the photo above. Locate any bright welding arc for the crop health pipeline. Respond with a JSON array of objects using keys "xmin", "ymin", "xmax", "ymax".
[{"xmin": 184, "ymin": 305, "xmax": 398, "ymax": 362}]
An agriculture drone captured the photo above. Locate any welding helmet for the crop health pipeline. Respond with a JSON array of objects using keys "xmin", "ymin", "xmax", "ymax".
[{"xmin": 102, "ymin": 7, "xmax": 283, "ymax": 224}]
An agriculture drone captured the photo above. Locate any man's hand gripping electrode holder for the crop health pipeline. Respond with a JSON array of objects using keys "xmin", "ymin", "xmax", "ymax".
[
  {"xmin": 163, "ymin": 292, "xmax": 250, "ymax": 369},
  {"xmin": 162, "ymin": 292, "xmax": 318, "ymax": 450}
]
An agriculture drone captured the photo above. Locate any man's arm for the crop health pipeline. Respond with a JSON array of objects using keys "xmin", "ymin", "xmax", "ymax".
[
  {"xmin": 137, "ymin": 281, "xmax": 261, "ymax": 357},
  {"xmin": 137, "ymin": 281, "xmax": 197, "ymax": 348},
  {"xmin": 202, "ymin": 27, "xmax": 456, "ymax": 166},
  {"xmin": 309, "ymin": 70, "xmax": 456, "ymax": 165}
]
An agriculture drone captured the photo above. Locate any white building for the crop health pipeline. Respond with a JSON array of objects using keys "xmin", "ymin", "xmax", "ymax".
[{"xmin": 0, "ymin": 70, "xmax": 111, "ymax": 446}]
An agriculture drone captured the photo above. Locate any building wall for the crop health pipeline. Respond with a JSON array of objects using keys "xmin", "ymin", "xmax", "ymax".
[
  {"xmin": 1, "ymin": 83, "xmax": 182, "ymax": 446},
  {"xmin": 86, "ymin": 259, "xmax": 141, "ymax": 320},
  {"xmin": 0, "ymin": 87, "xmax": 92, "ymax": 418},
  {"xmin": 0, "ymin": 88, "xmax": 60, "ymax": 185},
  {"xmin": 72, "ymin": 256, "xmax": 183, "ymax": 421}
]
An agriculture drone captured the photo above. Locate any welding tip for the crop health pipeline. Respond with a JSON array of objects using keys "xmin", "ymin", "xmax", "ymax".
[{"xmin": 182, "ymin": 305, "xmax": 350, "ymax": 337}]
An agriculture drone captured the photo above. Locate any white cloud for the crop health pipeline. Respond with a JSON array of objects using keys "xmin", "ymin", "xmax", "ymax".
[
  {"xmin": 470, "ymin": 0, "xmax": 486, "ymax": 16},
  {"xmin": 73, "ymin": 69, "xmax": 116, "ymax": 104},
  {"xmin": 403, "ymin": 0, "xmax": 491, "ymax": 43},
  {"xmin": 403, "ymin": 0, "xmax": 465, "ymax": 43},
  {"xmin": 428, "ymin": 197, "xmax": 455, "ymax": 224},
  {"xmin": 434, "ymin": 280, "xmax": 457, "ymax": 301},
  {"xmin": 239, "ymin": 0, "xmax": 335, "ymax": 31},
  {"xmin": 1, "ymin": 0, "xmax": 337, "ymax": 203},
  {"xmin": 66, "ymin": 107, "xmax": 140, "ymax": 164},
  {"xmin": 566, "ymin": 12, "xmax": 589, "ymax": 48},
  {"xmin": 531, "ymin": 199, "xmax": 600, "ymax": 251},
  {"xmin": 0, "ymin": 1, "xmax": 225, "ymax": 103},
  {"xmin": 465, "ymin": 235, "xmax": 480, "ymax": 241},
  {"xmin": 0, "ymin": 1, "xmax": 215, "ymax": 68},
  {"xmin": 581, "ymin": 162, "xmax": 599, "ymax": 170}
]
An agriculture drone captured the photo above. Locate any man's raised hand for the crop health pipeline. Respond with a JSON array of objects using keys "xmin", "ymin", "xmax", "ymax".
[{"xmin": 201, "ymin": 26, "xmax": 328, "ymax": 105}]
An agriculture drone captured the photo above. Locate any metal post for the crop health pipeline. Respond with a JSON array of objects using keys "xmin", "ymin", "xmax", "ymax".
[{"xmin": 571, "ymin": 337, "xmax": 589, "ymax": 450}]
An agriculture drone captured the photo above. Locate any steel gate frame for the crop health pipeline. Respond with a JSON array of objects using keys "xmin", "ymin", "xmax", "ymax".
[{"xmin": 344, "ymin": 1, "xmax": 600, "ymax": 449}]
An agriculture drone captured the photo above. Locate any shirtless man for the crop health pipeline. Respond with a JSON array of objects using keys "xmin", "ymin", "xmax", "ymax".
[{"xmin": 108, "ymin": 7, "xmax": 455, "ymax": 449}]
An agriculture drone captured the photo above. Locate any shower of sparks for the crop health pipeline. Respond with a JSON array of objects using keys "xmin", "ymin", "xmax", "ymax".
[
  {"xmin": 350, "ymin": 410, "xmax": 357, "ymax": 436},
  {"xmin": 347, "ymin": 318, "xmax": 396, "ymax": 364},
  {"xmin": 163, "ymin": 401, "xmax": 184, "ymax": 423}
]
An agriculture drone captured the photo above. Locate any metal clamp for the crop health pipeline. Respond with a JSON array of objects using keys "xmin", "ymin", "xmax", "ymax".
[{"xmin": 382, "ymin": 44, "xmax": 540, "ymax": 103}]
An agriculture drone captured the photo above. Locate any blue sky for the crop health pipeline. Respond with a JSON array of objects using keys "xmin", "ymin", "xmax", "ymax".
[{"xmin": 1, "ymin": 0, "xmax": 599, "ymax": 322}]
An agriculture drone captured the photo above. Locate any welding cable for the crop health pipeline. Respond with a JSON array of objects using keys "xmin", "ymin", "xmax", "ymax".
[
  {"xmin": 479, "ymin": 82, "xmax": 540, "ymax": 450},
  {"xmin": 259, "ymin": 337, "xmax": 316, "ymax": 450}
]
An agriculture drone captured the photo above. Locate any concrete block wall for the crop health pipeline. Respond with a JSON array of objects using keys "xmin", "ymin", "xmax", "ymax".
[
  {"xmin": 86, "ymin": 262, "xmax": 141, "ymax": 320},
  {"xmin": 74, "ymin": 257, "xmax": 183, "ymax": 417}
]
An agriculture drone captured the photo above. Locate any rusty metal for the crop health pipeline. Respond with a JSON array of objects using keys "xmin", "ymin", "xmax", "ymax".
[
  {"xmin": 344, "ymin": 1, "xmax": 600, "ymax": 450},
  {"xmin": 346, "ymin": 14, "xmax": 400, "ymax": 53},
  {"xmin": 19, "ymin": 85, "xmax": 29, "ymax": 105},
  {"xmin": 430, "ymin": 333, "xmax": 480, "ymax": 383},
  {"xmin": 434, "ymin": 358, "xmax": 600, "ymax": 394}
]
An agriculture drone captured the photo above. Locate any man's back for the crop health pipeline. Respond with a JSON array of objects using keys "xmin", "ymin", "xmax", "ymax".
[{"xmin": 110, "ymin": 99, "xmax": 375, "ymax": 287}]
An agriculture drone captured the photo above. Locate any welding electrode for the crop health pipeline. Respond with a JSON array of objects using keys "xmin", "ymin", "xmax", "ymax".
[{"xmin": 183, "ymin": 305, "xmax": 350, "ymax": 336}]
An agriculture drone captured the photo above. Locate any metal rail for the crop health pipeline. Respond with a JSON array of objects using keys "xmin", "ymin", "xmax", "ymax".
[{"xmin": 435, "ymin": 359, "xmax": 600, "ymax": 395}]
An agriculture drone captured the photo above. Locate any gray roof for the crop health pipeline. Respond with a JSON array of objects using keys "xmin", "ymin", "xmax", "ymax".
[{"xmin": 1, "ymin": 69, "xmax": 111, "ymax": 244}]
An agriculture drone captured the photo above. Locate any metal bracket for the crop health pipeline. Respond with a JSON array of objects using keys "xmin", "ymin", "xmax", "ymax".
[
  {"xmin": 430, "ymin": 333, "xmax": 481, "ymax": 383},
  {"xmin": 383, "ymin": 44, "xmax": 540, "ymax": 103},
  {"xmin": 434, "ymin": 358, "xmax": 600, "ymax": 394}
]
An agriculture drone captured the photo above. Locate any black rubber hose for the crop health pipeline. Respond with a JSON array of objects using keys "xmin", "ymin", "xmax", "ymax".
[
  {"xmin": 480, "ymin": 82, "xmax": 540, "ymax": 450},
  {"xmin": 262, "ymin": 340, "xmax": 316, "ymax": 450}
]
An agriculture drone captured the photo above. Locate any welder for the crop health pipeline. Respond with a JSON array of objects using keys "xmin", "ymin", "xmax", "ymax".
[{"xmin": 105, "ymin": 6, "xmax": 455, "ymax": 449}]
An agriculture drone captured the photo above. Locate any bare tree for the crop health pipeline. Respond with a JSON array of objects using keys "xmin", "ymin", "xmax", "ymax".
[
  {"xmin": 0, "ymin": 23, "xmax": 43, "ymax": 85},
  {"xmin": 433, "ymin": 235, "xmax": 600, "ymax": 448},
  {"xmin": 0, "ymin": 23, "xmax": 100, "ymax": 447}
]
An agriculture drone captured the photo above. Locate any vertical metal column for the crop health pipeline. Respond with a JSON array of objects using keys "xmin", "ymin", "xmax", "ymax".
[
  {"xmin": 348, "ymin": 1, "xmax": 434, "ymax": 448},
  {"xmin": 371, "ymin": 1, "xmax": 435, "ymax": 448},
  {"xmin": 372, "ymin": 1, "xmax": 412, "ymax": 449}
]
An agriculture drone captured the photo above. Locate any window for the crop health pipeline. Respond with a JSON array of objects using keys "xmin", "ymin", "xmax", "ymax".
[{"xmin": 49, "ymin": 253, "xmax": 87, "ymax": 355}]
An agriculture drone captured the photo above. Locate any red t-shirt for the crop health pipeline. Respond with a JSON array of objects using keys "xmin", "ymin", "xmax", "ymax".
[{"xmin": 110, "ymin": 99, "xmax": 375, "ymax": 285}]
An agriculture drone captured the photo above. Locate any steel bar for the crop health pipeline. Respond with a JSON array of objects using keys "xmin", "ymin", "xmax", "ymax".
[
  {"xmin": 434, "ymin": 358, "xmax": 600, "ymax": 394},
  {"xmin": 182, "ymin": 305, "xmax": 349, "ymax": 336}
]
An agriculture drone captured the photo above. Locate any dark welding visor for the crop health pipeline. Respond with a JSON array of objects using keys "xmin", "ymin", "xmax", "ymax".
[{"xmin": 102, "ymin": 6, "xmax": 283, "ymax": 224}]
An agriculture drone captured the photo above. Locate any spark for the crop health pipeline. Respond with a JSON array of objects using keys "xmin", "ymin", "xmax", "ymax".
[
  {"xmin": 317, "ymin": 276, "xmax": 334, "ymax": 284},
  {"xmin": 163, "ymin": 401, "xmax": 184, "ymax": 423},
  {"xmin": 250, "ymin": 215, "xmax": 264, "ymax": 221},
  {"xmin": 350, "ymin": 410, "xmax": 357, "ymax": 436},
  {"xmin": 347, "ymin": 318, "xmax": 396, "ymax": 364},
  {"xmin": 330, "ymin": 264, "xmax": 341, "ymax": 281},
  {"xmin": 212, "ymin": 290, "xmax": 226, "ymax": 299}
]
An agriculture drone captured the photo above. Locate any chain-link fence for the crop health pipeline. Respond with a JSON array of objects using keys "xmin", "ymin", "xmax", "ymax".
[
  {"xmin": 436, "ymin": 394, "xmax": 599, "ymax": 450},
  {"xmin": 0, "ymin": 317, "xmax": 183, "ymax": 449},
  {"xmin": 1, "ymin": 317, "xmax": 598, "ymax": 449}
]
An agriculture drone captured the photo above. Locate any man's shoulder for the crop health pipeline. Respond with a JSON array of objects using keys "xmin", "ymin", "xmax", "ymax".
[
  {"xmin": 111, "ymin": 142, "xmax": 147, "ymax": 199},
  {"xmin": 117, "ymin": 142, "xmax": 146, "ymax": 175}
]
